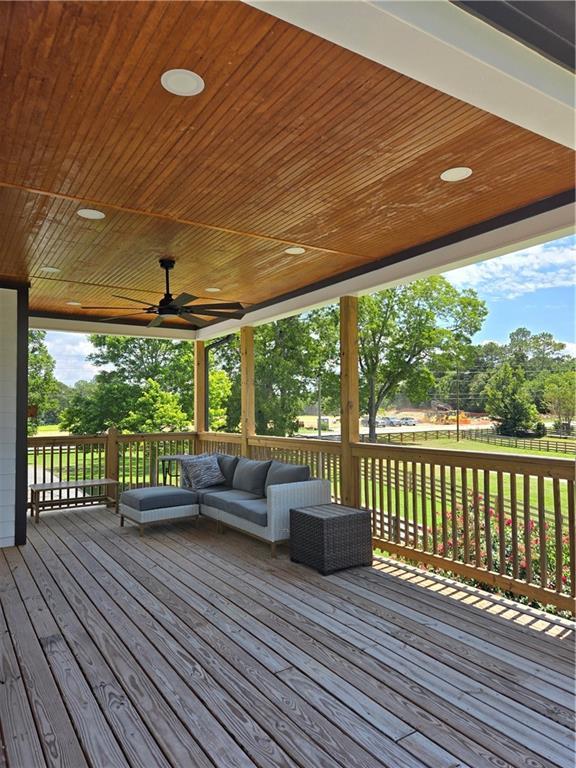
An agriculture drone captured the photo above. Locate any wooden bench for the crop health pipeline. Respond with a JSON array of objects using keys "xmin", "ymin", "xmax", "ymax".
[{"xmin": 29, "ymin": 478, "xmax": 120, "ymax": 523}]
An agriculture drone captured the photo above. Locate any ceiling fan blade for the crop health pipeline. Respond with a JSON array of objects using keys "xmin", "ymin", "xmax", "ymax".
[
  {"xmin": 147, "ymin": 315, "xmax": 164, "ymax": 327},
  {"xmin": 190, "ymin": 309, "xmax": 246, "ymax": 320},
  {"xmin": 172, "ymin": 292, "xmax": 198, "ymax": 307},
  {"xmin": 82, "ymin": 305, "xmax": 145, "ymax": 310},
  {"xmin": 100, "ymin": 312, "xmax": 150, "ymax": 322},
  {"xmin": 183, "ymin": 302, "xmax": 244, "ymax": 311},
  {"xmin": 112, "ymin": 294, "xmax": 155, "ymax": 306},
  {"xmin": 181, "ymin": 314, "xmax": 211, "ymax": 328}
]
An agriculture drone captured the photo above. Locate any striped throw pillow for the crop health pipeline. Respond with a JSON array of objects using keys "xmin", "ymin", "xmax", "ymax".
[{"xmin": 181, "ymin": 455, "xmax": 225, "ymax": 489}]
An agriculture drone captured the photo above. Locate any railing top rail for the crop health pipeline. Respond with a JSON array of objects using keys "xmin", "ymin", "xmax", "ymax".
[
  {"xmin": 28, "ymin": 434, "xmax": 107, "ymax": 446},
  {"xmin": 116, "ymin": 431, "xmax": 197, "ymax": 443},
  {"xmin": 198, "ymin": 431, "xmax": 243, "ymax": 443},
  {"xmin": 352, "ymin": 440, "xmax": 575, "ymax": 480},
  {"xmin": 248, "ymin": 435, "xmax": 343, "ymax": 454}
]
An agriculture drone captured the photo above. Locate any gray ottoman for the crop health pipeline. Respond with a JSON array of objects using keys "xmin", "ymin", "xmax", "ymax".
[{"xmin": 119, "ymin": 486, "xmax": 199, "ymax": 535}]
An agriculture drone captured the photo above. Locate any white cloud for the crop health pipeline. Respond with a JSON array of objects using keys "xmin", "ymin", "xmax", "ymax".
[
  {"xmin": 561, "ymin": 341, "xmax": 576, "ymax": 357},
  {"xmin": 445, "ymin": 236, "xmax": 576, "ymax": 300},
  {"xmin": 44, "ymin": 332, "xmax": 102, "ymax": 385}
]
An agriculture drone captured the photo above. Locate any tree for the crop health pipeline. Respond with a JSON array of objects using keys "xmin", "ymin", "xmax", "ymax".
[
  {"xmin": 28, "ymin": 331, "xmax": 58, "ymax": 435},
  {"xmin": 358, "ymin": 277, "xmax": 487, "ymax": 441},
  {"xmin": 41, "ymin": 380, "xmax": 72, "ymax": 425},
  {"xmin": 120, "ymin": 379, "xmax": 189, "ymax": 433},
  {"xmin": 60, "ymin": 374, "xmax": 140, "ymax": 434},
  {"xmin": 208, "ymin": 369, "xmax": 232, "ymax": 430},
  {"xmin": 212, "ymin": 307, "xmax": 339, "ymax": 436},
  {"xmin": 484, "ymin": 363, "xmax": 539, "ymax": 435},
  {"xmin": 88, "ymin": 336, "xmax": 194, "ymax": 418},
  {"xmin": 543, "ymin": 371, "xmax": 576, "ymax": 432}
]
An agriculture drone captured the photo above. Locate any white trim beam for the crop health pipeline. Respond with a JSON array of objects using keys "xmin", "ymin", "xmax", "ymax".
[
  {"xmin": 29, "ymin": 316, "xmax": 197, "ymax": 340},
  {"xmin": 246, "ymin": 0, "xmax": 575, "ymax": 148}
]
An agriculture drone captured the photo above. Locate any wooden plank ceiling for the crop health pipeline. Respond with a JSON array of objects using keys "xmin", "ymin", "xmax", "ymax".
[{"xmin": 0, "ymin": 0, "xmax": 573, "ymax": 328}]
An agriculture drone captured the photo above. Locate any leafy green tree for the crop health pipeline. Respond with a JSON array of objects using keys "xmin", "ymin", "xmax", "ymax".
[
  {"xmin": 88, "ymin": 336, "xmax": 194, "ymax": 418},
  {"xmin": 41, "ymin": 380, "xmax": 72, "ymax": 425},
  {"xmin": 543, "ymin": 371, "xmax": 575, "ymax": 432},
  {"xmin": 484, "ymin": 363, "xmax": 539, "ymax": 435},
  {"xmin": 60, "ymin": 374, "xmax": 140, "ymax": 434},
  {"xmin": 28, "ymin": 331, "xmax": 58, "ymax": 435},
  {"xmin": 208, "ymin": 369, "xmax": 232, "ymax": 431},
  {"xmin": 358, "ymin": 277, "xmax": 486, "ymax": 440},
  {"xmin": 120, "ymin": 379, "xmax": 189, "ymax": 433},
  {"xmin": 212, "ymin": 307, "xmax": 339, "ymax": 436}
]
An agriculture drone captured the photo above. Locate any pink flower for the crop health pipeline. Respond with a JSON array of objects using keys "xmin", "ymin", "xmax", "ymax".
[{"xmin": 505, "ymin": 518, "xmax": 512, "ymax": 526}]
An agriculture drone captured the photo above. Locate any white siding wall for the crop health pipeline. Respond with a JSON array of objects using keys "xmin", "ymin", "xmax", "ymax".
[{"xmin": 0, "ymin": 288, "xmax": 18, "ymax": 547}]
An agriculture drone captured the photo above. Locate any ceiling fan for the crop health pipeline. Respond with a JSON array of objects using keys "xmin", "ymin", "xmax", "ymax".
[{"xmin": 82, "ymin": 258, "xmax": 246, "ymax": 328}]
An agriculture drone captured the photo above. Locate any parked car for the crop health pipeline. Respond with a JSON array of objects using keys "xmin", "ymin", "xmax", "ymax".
[
  {"xmin": 386, "ymin": 417, "xmax": 403, "ymax": 427},
  {"xmin": 399, "ymin": 417, "xmax": 417, "ymax": 426}
]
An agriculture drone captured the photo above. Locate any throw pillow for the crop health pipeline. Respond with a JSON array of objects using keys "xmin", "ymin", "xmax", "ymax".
[{"xmin": 181, "ymin": 454, "xmax": 225, "ymax": 489}]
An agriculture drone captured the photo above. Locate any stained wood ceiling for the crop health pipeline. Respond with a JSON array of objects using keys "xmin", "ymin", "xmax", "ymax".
[{"xmin": 0, "ymin": 0, "xmax": 573, "ymax": 328}]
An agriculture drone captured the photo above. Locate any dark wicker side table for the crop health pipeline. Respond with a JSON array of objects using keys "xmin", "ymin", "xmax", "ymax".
[{"xmin": 290, "ymin": 503, "xmax": 373, "ymax": 575}]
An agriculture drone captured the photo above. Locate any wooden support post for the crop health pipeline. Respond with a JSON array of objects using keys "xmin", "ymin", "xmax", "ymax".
[
  {"xmin": 194, "ymin": 340, "xmax": 207, "ymax": 435},
  {"xmin": 240, "ymin": 326, "xmax": 255, "ymax": 458},
  {"xmin": 105, "ymin": 426, "xmax": 119, "ymax": 507},
  {"xmin": 340, "ymin": 296, "xmax": 360, "ymax": 507}
]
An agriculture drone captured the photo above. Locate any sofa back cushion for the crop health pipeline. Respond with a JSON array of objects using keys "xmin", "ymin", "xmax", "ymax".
[
  {"xmin": 181, "ymin": 454, "xmax": 225, "ymax": 489},
  {"xmin": 264, "ymin": 460, "xmax": 311, "ymax": 496},
  {"xmin": 232, "ymin": 458, "xmax": 272, "ymax": 496},
  {"xmin": 214, "ymin": 453, "xmax": 239, "ymax": 485}
]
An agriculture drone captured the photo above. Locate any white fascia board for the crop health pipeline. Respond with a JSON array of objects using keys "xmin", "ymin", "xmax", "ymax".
[
  {"xmin": 196, "ymin": 202, "xmax": 575, "ymax": 339},
  {"xmin": 245, "ymin": 0, "xmax": 575, "ymax": 148},
  {"xmin": 29, "ymin": 316, "xmax": 198, "ymax": 340}
]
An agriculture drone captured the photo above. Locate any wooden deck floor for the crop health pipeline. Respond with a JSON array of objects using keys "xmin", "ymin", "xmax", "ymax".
[{"xmin": 0, "ymin": 507, "xmax": 574, "ymax": 768}]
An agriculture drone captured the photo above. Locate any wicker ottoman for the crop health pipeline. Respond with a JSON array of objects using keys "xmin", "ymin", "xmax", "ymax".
[{"xmin": 289, "ymin": 503, "xmax": 373, "ymax": 575}]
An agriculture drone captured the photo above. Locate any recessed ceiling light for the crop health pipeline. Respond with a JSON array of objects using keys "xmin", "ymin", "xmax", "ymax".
[
  {"xmin": 161, "ymin": 69, "xmax": 205, "ymax": 96},
  {"xmin": 77, "ymin": 208, "xmax": 106, "ymax": 220},
  {"xmin": 205, "ymin": 287, "xmax": 221, "ymax": 293},
  {"xmin": 39, "ymin": 266, "xmax": 61, "ymax": 274},
  {"xmin": 440, "ymin": 166, "xmax": 473, "ymax": 182},
  {"xmin": 284, "ymin": 246, "xmax": 306, "ymax": 255},
  {"xmin": 66, "ymin": 301, "xmax": 82, "ymax": 306}
]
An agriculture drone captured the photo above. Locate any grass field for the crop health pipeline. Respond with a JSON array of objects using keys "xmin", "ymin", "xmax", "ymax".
[{"xmin": 410, "ymin": 436, "xmax": 575, "ymax": 460}]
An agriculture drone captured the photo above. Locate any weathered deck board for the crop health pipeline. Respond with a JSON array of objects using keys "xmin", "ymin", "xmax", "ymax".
[{"xmin": 0, "ymin": 506, "xmax": 573, "ymax": 768}]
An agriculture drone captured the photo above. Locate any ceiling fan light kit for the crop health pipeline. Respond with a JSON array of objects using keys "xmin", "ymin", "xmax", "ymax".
[{"xmin": 82, "ymin": 258, "xmax": 246, "ymax": 328}]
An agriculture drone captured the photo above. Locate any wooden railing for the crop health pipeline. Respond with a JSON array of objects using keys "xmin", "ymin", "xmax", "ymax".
[
  {"xmin": 353, "ymin": 442, "xmax": 575, "ymax": 613},
  {"xmin": 27, "ymin": 429, "xmax": 574, "ymax": 612},
  {"xmin": 248, "ymin": 435, "xmax": 342, "ymax": 503}
]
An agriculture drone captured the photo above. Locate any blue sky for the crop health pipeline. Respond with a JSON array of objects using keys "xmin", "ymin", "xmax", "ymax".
[{"xmin": 46, "ymin": 235, "xmax": 576, "ymax": 385}]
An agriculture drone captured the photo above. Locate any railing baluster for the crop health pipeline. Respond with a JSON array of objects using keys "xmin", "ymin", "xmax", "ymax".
[
  {"xmin": 510, "ymin": 473, "xmax": 518, "ymax": 580},
  {"xmin": 484, "ymin": 470, "xmax": 493, "ymax": 572},
  {"xmin": 430, "ymin": 464, "xmax": 437, "ymax": 554},
  {"xmin": 497, "ymin": 471, "xmax": 505, "ymax": 575},
  {"xmin": 538, "ymin": 476, "xmax": 547, "ymax": 589},
  {"xmin": 461, "ymin": 467, "xmax": 469, "ymax": 563},
  {"xmin": 421, "ymin": 462, "xmax": 428, "ymax": 551},
  {"xmin": 524, "ymin": 474, "xmax": 533, "ymax": 584},
  {"xmin": 553, "ymin": 478, "xmax": 563, "ymax": 594}
]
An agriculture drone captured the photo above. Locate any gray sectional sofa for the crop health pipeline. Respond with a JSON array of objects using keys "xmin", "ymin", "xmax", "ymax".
[{"xmin": 119, "ymin": 453, "xmax": 331, "ymax": 555}]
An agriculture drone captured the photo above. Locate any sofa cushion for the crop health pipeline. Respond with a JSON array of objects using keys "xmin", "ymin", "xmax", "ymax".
[
  {"xmin": 181, "ymin": 454, "xmax": 224, "ymax": 489},
  {"xmin": 194, "ymin": 483, "xmax": 230, "ymax": 503},
  {"xmin": 226, "ymin": 499, "xmax": 268, "ymax": 527},
  {"xmin": 264, "ymin": 460, "xmax": 311, "ymax": 496},
  {"xmin": 232, "ymin": 458, "xmax": 272, "ymax": 495},
  {"xmin": 214, "ymin": 454, "xmax": 239, "ymax": 485},
  {"xmin": 202, "ymin": 489, "xmax": 260, "ymax": 513},
  {"xmin": 121, "ymin": 486, "xmax": 198, "ymax": 511},
  {"xmin": 202, "ymin": 490, "xmax": 268, "ymax": 527}
]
